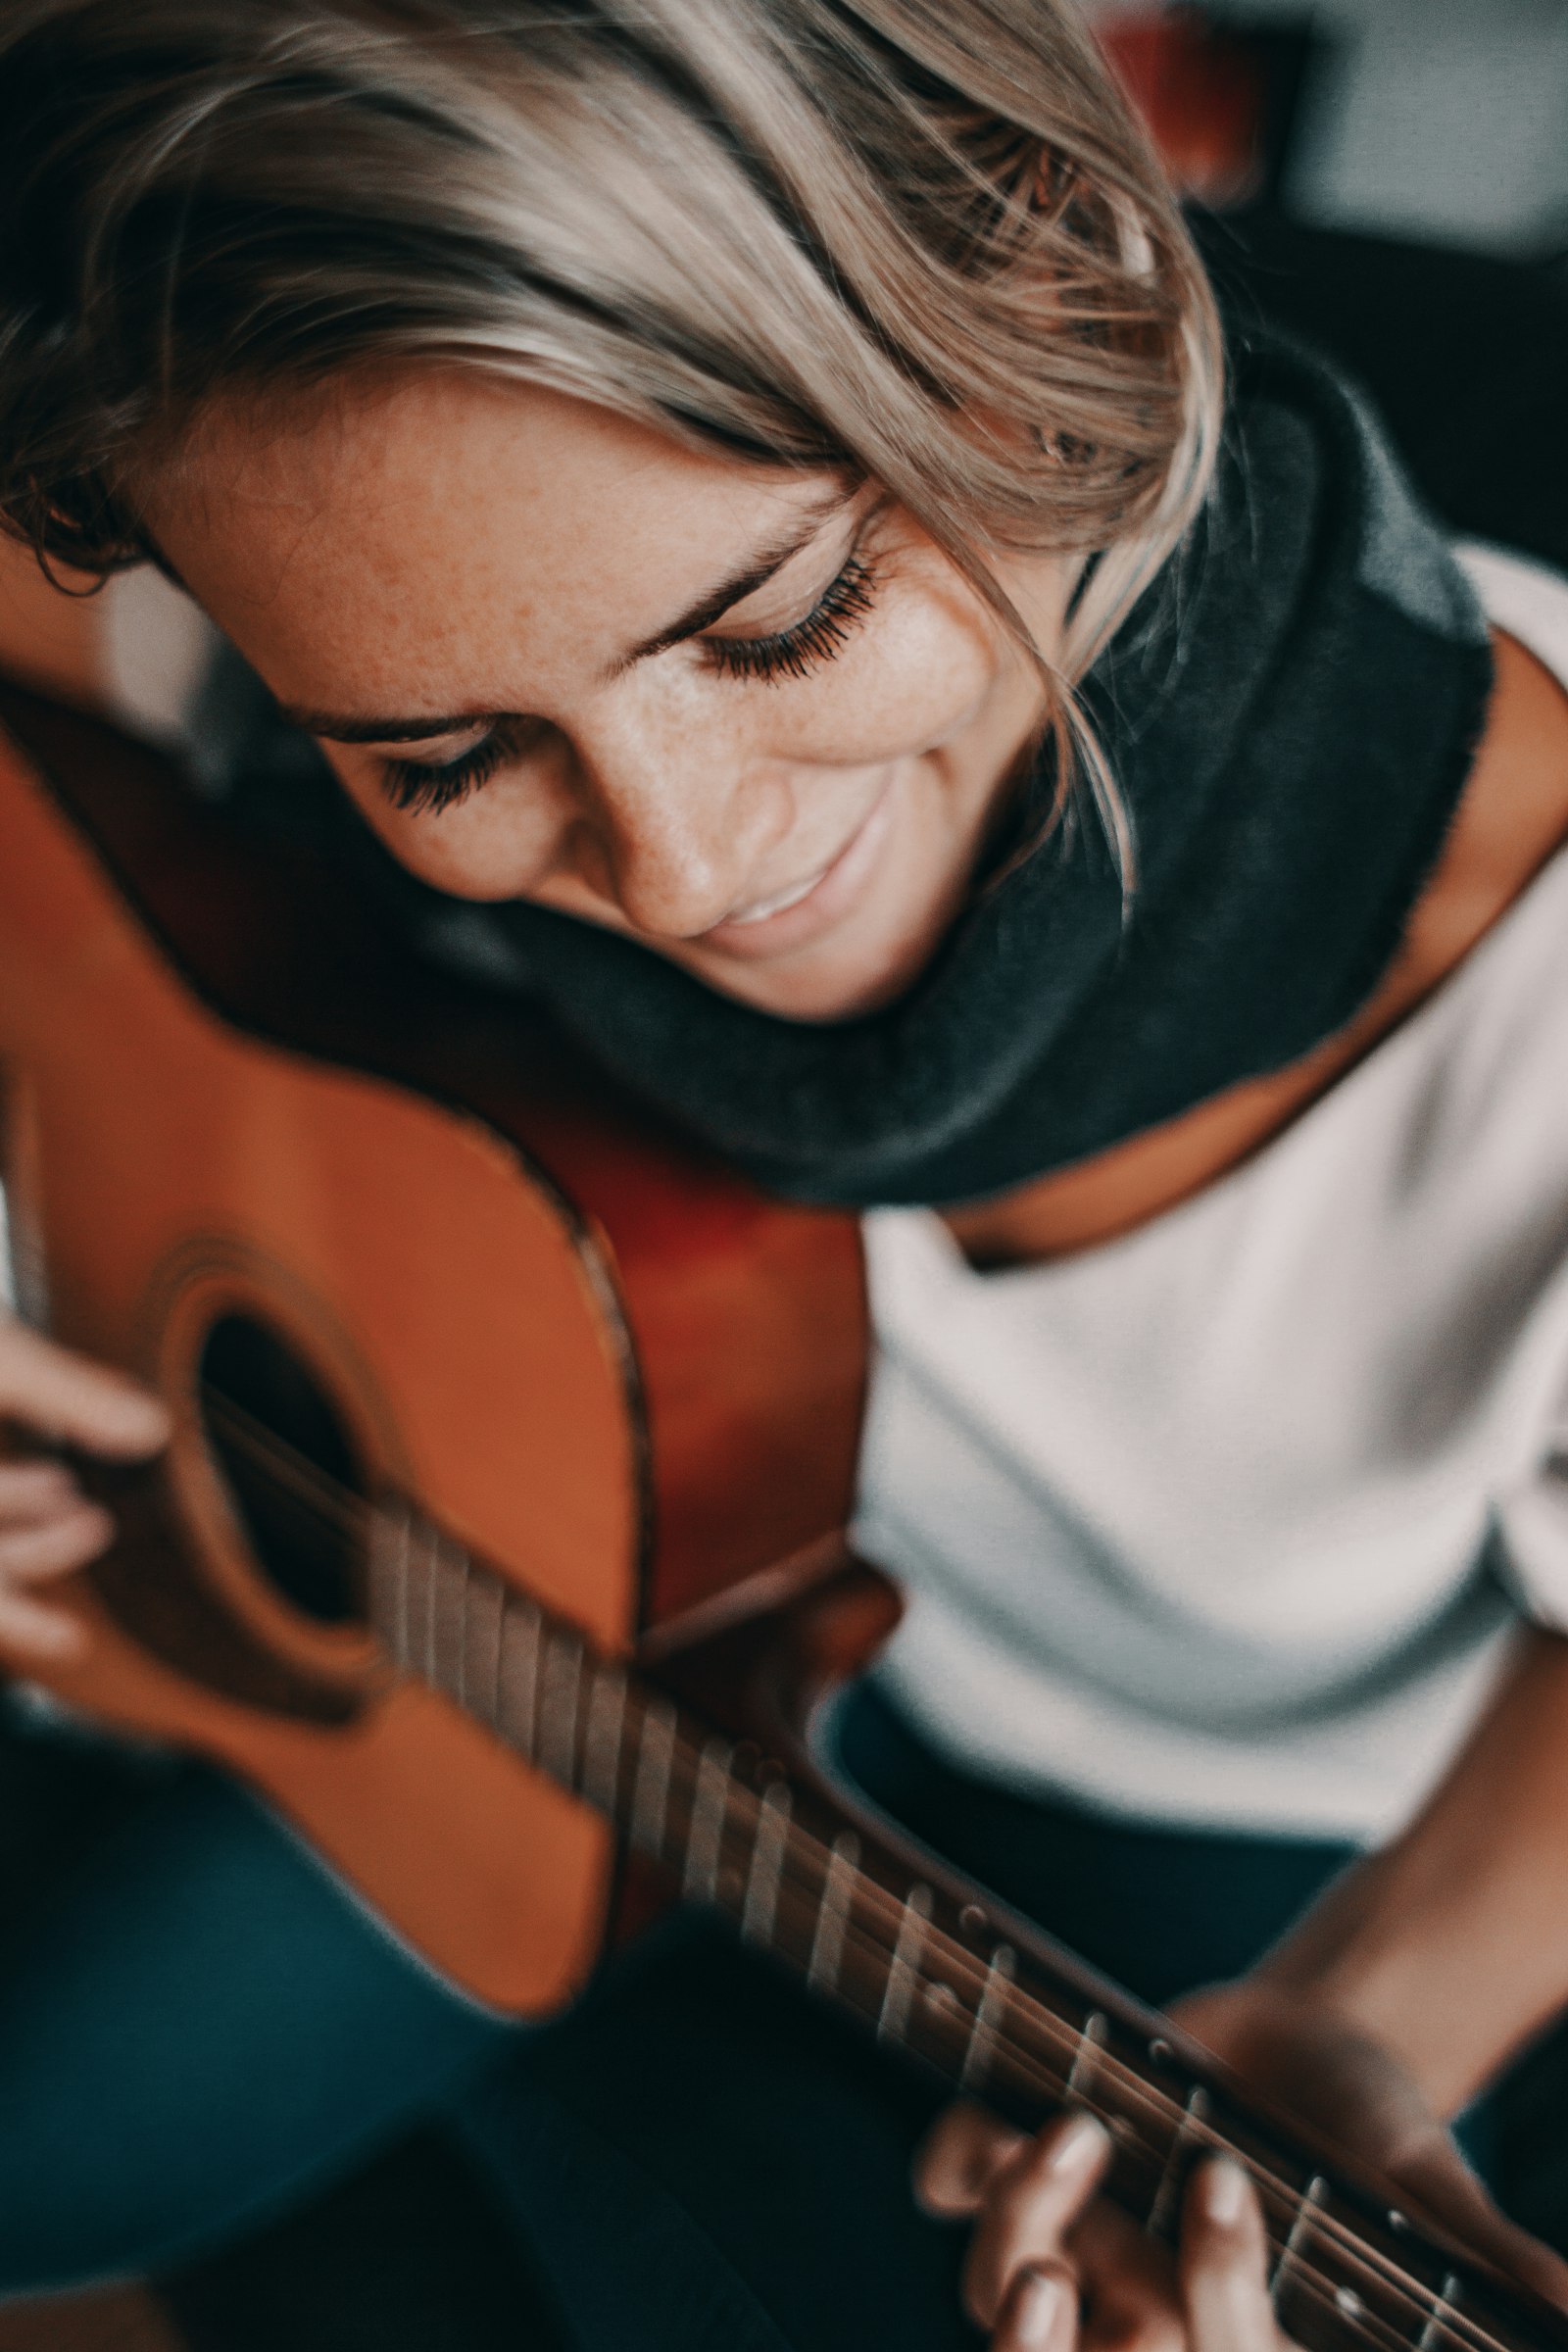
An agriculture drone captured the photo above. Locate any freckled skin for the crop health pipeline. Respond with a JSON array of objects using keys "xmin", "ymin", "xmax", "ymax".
[{"xmin": 143, "ymin": 370, "xmax": 1070, "ymax": 1019}]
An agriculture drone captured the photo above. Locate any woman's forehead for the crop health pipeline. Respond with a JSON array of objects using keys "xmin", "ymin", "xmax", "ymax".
[{"xmin": 139, "ymin": 370, "xmax": 852, "ymax": 715}]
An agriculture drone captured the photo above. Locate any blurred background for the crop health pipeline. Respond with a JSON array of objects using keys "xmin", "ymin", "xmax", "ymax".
[
  {"xmin": 1067, "ymin": 0, "xmax": 1568, "ymax": 578},
  {"xmin": 1089, "ymin": 0, "xmax": 1568, "ymax": 258}
]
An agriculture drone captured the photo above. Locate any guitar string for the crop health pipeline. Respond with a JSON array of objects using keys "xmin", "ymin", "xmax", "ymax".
[
  {"xmin": 748, "ymin": 1875, "xmax": 1419, "ymax": 2352},
  {"xmin": 195, "ymin": 1392, "xmax": 1511, "ymax": 2352},
  {"xmin": 195, "ymin": 1389, "xmax": 1514, "ymax": 2352},
  {"xmin": 213, "ymin": 1431, "xmax": 1429, "ymax": 2352},
  {"xmin": 196, "ymin": 1394, "xmax": 1508, "ymax": 2352}
]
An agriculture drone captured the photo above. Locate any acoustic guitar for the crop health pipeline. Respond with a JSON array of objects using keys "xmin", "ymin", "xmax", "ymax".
[{"xmin": 0, "ymin": 680, "xmax": 1559, "ymax": 2352}]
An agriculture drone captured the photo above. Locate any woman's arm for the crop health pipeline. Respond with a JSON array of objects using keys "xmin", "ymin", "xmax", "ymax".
[
  {"xmin": 920, "ymin": 1628, "xmax": 1568, "ymax": 2345},
  {"xmin": 1166, "ymin": 1628, "xmax": 1568, "ymax": 2307},
  {"xmin": 1238, "ymin": 1624, "xmax": 1568, "ymax": 2121}
]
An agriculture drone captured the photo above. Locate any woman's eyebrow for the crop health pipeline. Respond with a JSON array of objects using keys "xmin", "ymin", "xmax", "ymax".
[
  {"xmin": 610, "ymin": 482, "xmax": 858, "ymax": 672},
  {"xmin": 281, "ymin": 709, "xmax": 491, "ymax": 744},
  {"xmin": 282, "ymin": 482, "xmax": 858, "ymax": 745}
]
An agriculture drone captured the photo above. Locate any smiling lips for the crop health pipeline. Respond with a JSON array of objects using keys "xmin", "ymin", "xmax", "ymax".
[
  {"xmin": 725, "ymin": 866, "xmax": 829, "ymax": 925},
  {"xmin": 699, "ymin": 778, "xmax": 897, "ymax": 957}
]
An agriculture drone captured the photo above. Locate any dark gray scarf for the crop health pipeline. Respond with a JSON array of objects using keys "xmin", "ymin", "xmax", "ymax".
[{"xmin": 335, "ymin": 324, "xmax": 1492, "ymax": 1208}]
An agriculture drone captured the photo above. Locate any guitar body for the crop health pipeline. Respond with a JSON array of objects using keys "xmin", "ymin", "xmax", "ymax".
[{"xmin": 0, "ymin": 683, "xmax": 868, "ymax": 2016}]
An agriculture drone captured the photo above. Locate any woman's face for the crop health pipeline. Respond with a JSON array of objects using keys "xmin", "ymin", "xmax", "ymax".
[{"xmin": 146, "ymin": 371, "xmax": 1068, "ymax": 1020}]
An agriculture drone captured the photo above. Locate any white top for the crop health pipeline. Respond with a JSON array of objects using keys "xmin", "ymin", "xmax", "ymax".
[{"xmin": 853, "ymin": 545, "xmax": 1568, "ymax": 1845}]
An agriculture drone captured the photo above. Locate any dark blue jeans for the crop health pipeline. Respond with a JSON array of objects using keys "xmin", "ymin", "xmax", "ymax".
[{"xmin": 0, "ymin": 1687, "xmax": 1554, "ymax": 2347}]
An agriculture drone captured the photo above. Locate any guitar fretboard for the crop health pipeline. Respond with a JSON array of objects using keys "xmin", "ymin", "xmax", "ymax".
[{"xmin": 368, "ymin": 1497, "xmax": 1545, "ymax": 2352}]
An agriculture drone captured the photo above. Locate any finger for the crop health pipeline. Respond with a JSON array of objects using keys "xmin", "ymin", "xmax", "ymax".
[
  {"xmin": 965, "ymin": 2113, "xmax": 1112, "ymax": 2330},
  {"xmin": 917, "ymin": 2102, "xmax": 1029, "ymax": 2219},
  {"xmin": 1180, "ymin": 2159, "xmax": 1281, "ymax": 2352},
  {"xmin": 0, "ymin": 1583, "xmax": 86, "ymax": 1664},
  {"xmin": 0, "ymin": 1502, "xmax": 118, "ymax": 1580},
  {"xmin": 1070, "ymin": 2196, "xmax": 1186, "ymax": 2352},
  {"xmin": 0, "ymin": 1459, "xmax": 82, "ymax": 1521},
  {"xmin": 995, "ymin": 2261, "xmax": 1080, "ymax": 2352},
  {"xmin": 0, "ymin": 1323, "xmax": 169, "ymax": 1457},
  {"xmin": 1393, "ymin": 2143, "xmax": 1568, "ymax": 2315}
]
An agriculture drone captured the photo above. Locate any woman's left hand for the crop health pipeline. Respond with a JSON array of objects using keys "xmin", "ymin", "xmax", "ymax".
[
  {"xmin": 917, "ymin": 2103, "xmax": 1291, "ymax": 2352},
  {"xmin": 916, "ymin": 1974, "xmax": 1568, "ymax": 2352}
]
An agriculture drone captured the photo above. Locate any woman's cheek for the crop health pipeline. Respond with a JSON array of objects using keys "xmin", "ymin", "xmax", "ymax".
[
  {"xmin": 326, "ymin": 753, "xmax": 568, "ymax": 900},
  {"xmin": 770, "ymin": 589, "xmax": 1001, "ymax": 767}
]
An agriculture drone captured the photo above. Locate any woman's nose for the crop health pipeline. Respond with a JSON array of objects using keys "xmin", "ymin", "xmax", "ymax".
[{"xmin": 568, "ymin": 712, "xmax": 782, "ymax": 941}]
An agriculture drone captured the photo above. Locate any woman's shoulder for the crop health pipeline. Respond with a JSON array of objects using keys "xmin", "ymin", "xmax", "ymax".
[
  {"xmin": 948, "ymin": 552, "xmax": 1568, "ymax": 1274},
  {"xmin": 1398, "ymin": 553, "xmax": 1568, "ymax": 1032}
]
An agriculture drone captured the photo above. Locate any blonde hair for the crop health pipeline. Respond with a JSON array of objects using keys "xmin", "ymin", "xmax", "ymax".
[{"xmin": 0, "ymin": 0, "xmax": 1222, "ymax": 864}]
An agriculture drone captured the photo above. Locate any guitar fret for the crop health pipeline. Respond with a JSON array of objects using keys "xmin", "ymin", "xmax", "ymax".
[
  {"xmin": 582, "ymin": 1666, "xmax": 628, "ymax": 1816},
  {"xmin": 425, "ymin": 1532, "xmax": 467, "ymax": 1702},
  {"xmin": 350, "ymin": 1528, "xmax": 1512, "ymax": 2352},
  {"xmin": 1065, "ymin": 2011, "xmax": 1107, "ymax": 2105},
  {"xmin": 450, "ymin": 1549, "xmax": 472, "ymax": 1711},
  {"xmin": 393, "ymin": 1513, "xmax": 424, "ymax": 1674},
  {"xmin": 464, "ymin": 1570, "xmax": 505, "ymax": 1732},
  {"xmin": 683, "ymin": 1737, "xmax": 733, "ymax": 1903},
  {"xmin": 1417, "ymin": 2275, "xmax": 1462, "ymax": 2352},
  {"xmin": 807, "ymin": 1831, "xmax": 860, "ymax": 1995},
  {"xmin": 537, "ymin": 1627, "xmax": 584, "ymax": 1789},
  {"xmin": 960, "ymin": 1944, "xmax": 1016, "ymax": 2092},
  {"xmin": 368, "ymin": 1495, "xmax": 414, "ymax": 1665},
  {"xmin": 1148, "ymin": 2085, "xmax": 1208, "ymax": 2238},
  {"xmin": 368, "ymin": 1498, "xmax": 413, "ymax": 1667},
  {"xmin": 496, "ymin": 1592, "xmax": 543, "ymax": 1760},
  {"xmin": 740, "ymin": 1782, "xmax": 792, "ymax": 1947},
  {"xmin": 390, "ymin": 1505, "xmax": 414, "ymax": 1674},
  {"xmin": 421, "ymin": 1526, "xmax": 441, "ymax": 1684},
  {"xmin": 630, "ymin": 1695, "xmax": 678, "ymax": 1858},
  {"xmin": 1270, "ymin": 2175, "xmax": 1327, "ymax": 2307},
  {"xmin": 394, "ymin": 1511, "xmax": 413, "ymax": 1671},
  {"xmin": 877, "ymin": 1885, "xmax": 934, "ymax": 2045}
]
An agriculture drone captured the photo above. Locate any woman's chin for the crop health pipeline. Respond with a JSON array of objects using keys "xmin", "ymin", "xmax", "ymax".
[
  {"xmin": 672, "ymin": 909, "xmax": 950, "ymax": 1023},
  {"xmin": 535, "ymin": 755, "xmax": 984, "ymax": 1021},
  {"xmin": 671, "ymin": 803, "xmax": 972, "ymax": 1021}
]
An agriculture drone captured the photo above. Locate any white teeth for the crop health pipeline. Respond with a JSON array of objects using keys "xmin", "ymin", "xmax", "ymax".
[{"xmin": 726, "ymin": 868, "xmax": 825, "ymax": 925}]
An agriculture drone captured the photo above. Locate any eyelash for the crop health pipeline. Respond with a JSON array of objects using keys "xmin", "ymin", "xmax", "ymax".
[
  {"xmin": 380, "ymin": 730, "xmax": 511, "ymax": 815},
  {"xmin": 377, "ymin": 552, "xmax": 879, "ymax": 813},
  {"xmin": 703, "ymin": 553, "xmax": 879, "ymax": 685}
]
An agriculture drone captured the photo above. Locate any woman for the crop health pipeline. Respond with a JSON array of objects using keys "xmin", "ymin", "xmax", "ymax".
[{"xmin": 4, "ymin": 3, "xmax": 1568, "ymax": 2346}]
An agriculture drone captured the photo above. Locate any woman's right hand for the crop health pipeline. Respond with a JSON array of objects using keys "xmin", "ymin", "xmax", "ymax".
[{"xmin": 0, "ymin": 1314, "xmax": 170, "ymax": 1666}]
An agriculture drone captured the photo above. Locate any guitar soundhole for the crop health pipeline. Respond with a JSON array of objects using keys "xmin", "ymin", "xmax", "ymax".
[{"xmin": 198, "ymin": 1312, "xmax": 367, "ymax": 1626}]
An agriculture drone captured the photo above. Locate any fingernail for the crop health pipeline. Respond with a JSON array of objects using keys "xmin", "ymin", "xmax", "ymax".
[
  {"xmin": 1200, "ymin": 2157, "xmax": 1249, "ymax": 2226},
  {"xmin": 1017, "ymin": 2271, "xmax": 1063, "ymax": 2347},
  {"xmin": 1048, "ymin": 2111, "xmax": 1109, "ymax": 2176}
]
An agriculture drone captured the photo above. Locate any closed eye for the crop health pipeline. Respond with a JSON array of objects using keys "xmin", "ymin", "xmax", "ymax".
[
  {"xmin": 379, "ymin": 730, "xmax": 510, "ymax": 814},
  {"xmin": 373, "ymin": 544, "xmax": 880, "ymax": 814},
  {"xmin": 703, "ymin": 554, "xmax": 879, "ymax": 686}
]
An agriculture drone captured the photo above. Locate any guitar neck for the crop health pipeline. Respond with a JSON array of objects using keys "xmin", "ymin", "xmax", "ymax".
[{"xmin": 368, "ymin": 1500, "xmax": 1555, "ymax": 2352}]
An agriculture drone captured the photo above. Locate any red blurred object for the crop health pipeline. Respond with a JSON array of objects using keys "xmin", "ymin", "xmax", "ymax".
[{"xmin": 1099, "ymin": 8, "xmax": 1268, "ymax": 205}]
